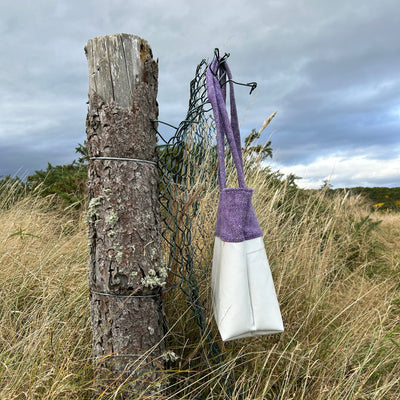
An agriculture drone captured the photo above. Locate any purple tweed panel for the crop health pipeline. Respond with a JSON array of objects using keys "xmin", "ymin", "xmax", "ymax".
[{"xmin": 215, "ymin": 188, "xmax": 263, "ymax": 242}]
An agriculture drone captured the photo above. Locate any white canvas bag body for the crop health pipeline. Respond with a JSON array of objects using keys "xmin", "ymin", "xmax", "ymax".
[{"xmin": 206, "ymin": 57, "xmax": 284, "ymax": 341}]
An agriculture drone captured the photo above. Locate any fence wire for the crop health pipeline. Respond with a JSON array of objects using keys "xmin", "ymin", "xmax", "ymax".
[
  {"xmin": 155, "ymin": 57, "xmax": 221, "ymax": 359},
  {"xmin": 155, "ymin": 52, "xmax": 257, "ymax": 399}
]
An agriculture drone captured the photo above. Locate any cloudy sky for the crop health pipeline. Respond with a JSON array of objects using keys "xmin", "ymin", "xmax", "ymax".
[{"xmin": 1, "ymin": 0, "xmax": 399, "ymax": 188}]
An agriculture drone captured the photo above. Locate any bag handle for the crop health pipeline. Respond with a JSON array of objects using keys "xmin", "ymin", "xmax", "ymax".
[{"xmin": 206, "ymin": 58, "xmax": 246, "ymax": 190}]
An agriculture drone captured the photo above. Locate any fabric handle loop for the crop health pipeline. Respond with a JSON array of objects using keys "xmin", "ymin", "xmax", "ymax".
[{"xmin": 206, "ymin": 58, "xmax": 246, "ymax": 190}]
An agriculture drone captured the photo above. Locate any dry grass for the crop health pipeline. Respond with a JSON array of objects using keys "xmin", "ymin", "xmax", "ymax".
[
  {"xmin": 0, "ymin": 195, "xmax": 93, "ymax": 399},
  {"xmin": 163, "ymin": 159, "xmax": 400, "ymax": 400},
  {"xmin": 0, "ymin": 161, "xmax": 399, "ymax": 398}
]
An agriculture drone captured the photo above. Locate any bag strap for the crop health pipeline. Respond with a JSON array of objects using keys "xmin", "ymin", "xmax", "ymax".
[{"xmin": 206, "ymin": 58, "xmax": 246, "ymax": 190}]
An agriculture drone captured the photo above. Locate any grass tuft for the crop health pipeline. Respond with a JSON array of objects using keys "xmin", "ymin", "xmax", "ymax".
[{"xmin": 0, "ymin": 148, "xmax": 399, "ymax": 398}]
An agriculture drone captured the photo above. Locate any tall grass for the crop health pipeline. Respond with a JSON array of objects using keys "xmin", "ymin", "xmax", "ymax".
[
  {"xmin": 0, "ymin": 194, "xmax": 92, "ymax": 399},
  {"xmin": 0, "ymin": 155, "xmax": 399, "ymax": 398},
  {"xmin": 162, "ymin": 152, "xmax": 400, "ymax": 399}
]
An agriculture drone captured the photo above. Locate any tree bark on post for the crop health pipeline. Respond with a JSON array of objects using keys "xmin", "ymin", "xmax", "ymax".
[{"xmin": 85, "ymin": 33, "xmax": 166, "ymax": 397}]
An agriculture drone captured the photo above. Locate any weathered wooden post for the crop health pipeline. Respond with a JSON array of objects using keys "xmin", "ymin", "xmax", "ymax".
[{"xmin": 85, "ymin": 33, "xmax": 167, "ymax": 396}]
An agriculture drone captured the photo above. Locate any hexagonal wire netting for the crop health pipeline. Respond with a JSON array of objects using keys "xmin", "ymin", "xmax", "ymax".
[
  {"xmin": 154, "ymin": 51, "xmax": 257, "ymax": 397},
  {"xmin": 155, "ymin": 57, "xmax": 220, "ymax": 353}
]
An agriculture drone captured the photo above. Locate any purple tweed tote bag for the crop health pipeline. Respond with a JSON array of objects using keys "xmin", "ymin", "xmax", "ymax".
[{"xmin": 206, "ymin": 57, "xmax": 284, "ymax": 341}]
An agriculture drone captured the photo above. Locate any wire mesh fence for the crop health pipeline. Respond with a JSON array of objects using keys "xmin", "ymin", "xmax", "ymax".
[
  {"xmin": 154, "ymin": 52, "xmax": 260, "ymax": 398},
  {"xmin": 155, "ymin": 58, "xmax": 222, "ymax": 360}
]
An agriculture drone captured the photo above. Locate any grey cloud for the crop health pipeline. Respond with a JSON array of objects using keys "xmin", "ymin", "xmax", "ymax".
[{"xmin": 0, "ymin": 0, "xmax": 399, "ymax": 187}]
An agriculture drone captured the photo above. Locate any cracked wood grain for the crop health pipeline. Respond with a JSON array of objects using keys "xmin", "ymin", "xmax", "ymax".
[{"xmin": 85, "ymin": 33, "xmax": 166, "ymax": 397}]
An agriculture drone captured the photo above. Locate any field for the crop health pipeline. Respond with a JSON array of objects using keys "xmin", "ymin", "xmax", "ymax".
[{"xmin": 0, "ymin": 165, "xmax": 399, "ymax": 399}]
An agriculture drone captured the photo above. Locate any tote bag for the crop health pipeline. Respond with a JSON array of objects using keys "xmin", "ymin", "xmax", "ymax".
[{"xmin": 206, "ymin": 57, "xmax": 284, "ymax": 341}]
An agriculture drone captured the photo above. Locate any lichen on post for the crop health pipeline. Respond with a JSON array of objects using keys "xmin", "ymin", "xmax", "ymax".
[{"xmin": 85, "ymin": 33, "xmax": 167, "ymax": 397}]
